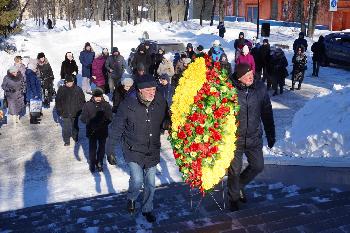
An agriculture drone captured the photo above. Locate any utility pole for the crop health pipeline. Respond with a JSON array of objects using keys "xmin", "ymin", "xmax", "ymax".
[{"xmin": 257, "ymin": 0, "xmax": 260, "ymax": 39}]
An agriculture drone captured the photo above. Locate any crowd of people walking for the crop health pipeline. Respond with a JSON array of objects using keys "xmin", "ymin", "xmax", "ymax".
[{"xmin": 1, "ymin": 29, "xmax": 327, "ymax": 223}]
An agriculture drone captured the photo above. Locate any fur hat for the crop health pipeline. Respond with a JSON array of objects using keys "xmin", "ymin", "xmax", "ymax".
[
  {"xmin": 27, "ymin": 59, "xmax": 37, "ymax": 71},
  {"xmin": 136, "ymin": 74, "xmax": 157, "ymax": 89},
  {"xmin": 242, "ymin": 45, "xmax": 250, "ymax": 55},
  {"xmin": 159, "ymin": 73, "xmax": 170, "ymax": 82},
  {"xmin": 112, "ymin": 47, "xmax": 119, "ymax": 53},
  {"xmin": 64, "ymin": 74, "xmax": 75, "ymax": 83}
]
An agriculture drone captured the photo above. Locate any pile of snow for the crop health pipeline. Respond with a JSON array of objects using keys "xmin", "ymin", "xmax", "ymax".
[{"xmin": 274, "ymin": 84, "xmax": 350, "ymax": 158}]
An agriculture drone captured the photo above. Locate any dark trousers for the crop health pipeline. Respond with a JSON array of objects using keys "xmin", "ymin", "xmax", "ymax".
[
  {"xmin": 227, "ymin": 143, "xmax": 264, "ymax": 202},
  {"xmin": 89, "ymin": 136, "xmax": 106, "ymax": 166},
  {"xmin": 272, "ymin": 75, "xmax": 284, "ymax": 93},
  {"xmin": 62, "ymin": 117, "xmax": 79, "ymax": 143},
  {"xmin": 313, "ymin": 61, "xmax": 320, "ymax": 76}
]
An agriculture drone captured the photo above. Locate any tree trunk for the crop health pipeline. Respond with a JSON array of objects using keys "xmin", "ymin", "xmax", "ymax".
[
  {"xmin": 199, "ymin": 0, "xmax": 206, "ymax": 26},
  {"xmin": 299, "ymin": 0, "xmax": 306, "ymax": 35},
  {"xmin": 140, "ymin": 0, "xmax": 144, "ymax": 22},
  {"xmin": 52, "ymin": 0, "xmax": 56, "ymax": 25},
  {"xmin": 167, "ymin": 0, "xmax": 172, "ymax": 22},
  {"xmin": 210, "ymin": 0, "xmax": 217, "ymax": 26},
  {"xmin": 184, "ymin": 0, "xmax": 189, "ymax": 21},
  {"xmin": 18, "ymin": 0, "xmax": 31, "ymax": 24},
  {"xmin": 219, "ymin": 0, "xmax": 224, "ymax": 22},
  {"xmin": 307, "ymin": 0, "xmax": 319, "ymax": 38},
  {"xmin": 133, "ymin": 2, "xmax": 138, "ymax": 25}
]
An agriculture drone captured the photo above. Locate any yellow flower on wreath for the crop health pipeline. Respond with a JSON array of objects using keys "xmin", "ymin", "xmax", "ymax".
[
  {"xmin": 201, "ymin": 113, "xmax": 238, "ymax": 191},
  {"xmin": 171, "ymin": 58, "xmax": 207, "ymax": 131}
]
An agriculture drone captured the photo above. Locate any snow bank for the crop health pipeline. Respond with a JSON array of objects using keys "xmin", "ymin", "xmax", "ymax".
[{"xmin": 273, "ymin": 84, "xmax": 350, "ymax": 158}]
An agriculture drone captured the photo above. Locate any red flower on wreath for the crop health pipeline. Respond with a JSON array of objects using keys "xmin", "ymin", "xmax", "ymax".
[
  {"xmin": 178, "ymin": 131, "xmax": 187, "ymax": 139},
  {"xmin": 195, "ymin": 126, "xmax": 204, "ymax": 135}
]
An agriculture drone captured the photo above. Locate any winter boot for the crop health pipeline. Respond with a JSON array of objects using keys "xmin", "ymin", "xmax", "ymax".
[
  {"xmin": 127, "ymin": 199, "xmax": 136, "ymax": 213},
  {"xmin": 297, "ymin": 83, "xmax": 302, "ymax": 90},
  {"xmin": 96, "ymin": 162, "xmax": 103, "ymax": 172},
  {"xmin": 229, "ymin": 201, "xmax": 239, "ymax": 212},
  {"xmin": 142, "ymin": 212, "xmax": 156, "ymax": 223},
  {"xmin": 89, "ymin": 163, "xmax": 95, "ymax": 173},
  {"xmin": 107, "ymin": 154, "xmax": 117, "ymax": 165},
  {"xmin": 290, "ymin": 82, "xmax": 295, "ymax": 91},
  {"xmin": 272, "ymin": 91, "xmax": 278, "ymax": 96}
]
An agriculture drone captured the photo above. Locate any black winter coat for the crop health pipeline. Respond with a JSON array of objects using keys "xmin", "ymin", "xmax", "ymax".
[
  {"xmin": 107, "ymin": 93, "xmax": 168, "ymax": 168},
  {"xmin": 230, "ymin": 78, "xmax": 275, "ymax": 148},
  {"xmin": 37, "ymin": 59, "xmax": 54, "ymax": 89},
  {"xmin": 260, "ymin": 44, "xmax": 270, "ymax": 67},
  {"xmin": 55, "ymin": 85, "xmax": 85, "ymax": 118},
  {"xmin": 80, "ymin": 98, "xmax": 112, "ymax": 138},
  {"xmin": 293, "ymin": 38, "xmax": 308, "ymax": 52},
  {"xmin": 60, "ymin": 59, "xmax": 78, "ymax": 80},
  {"xmin": 251, "ymin": 46, "xmax": 263, "ymax": 72},
  {"xmin": 311, "ymin": 41, "xmax": 326, "ymax": 62},
  {"xmin": 112, "ymin": 84, "xmax": 135, "ymax": 113},
  {"xmin": 132, "ymin": 51, "xmax": 152, "ymax": 74}
]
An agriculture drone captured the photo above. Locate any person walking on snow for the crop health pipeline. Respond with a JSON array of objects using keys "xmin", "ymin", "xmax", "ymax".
[
  {"xmin": 268, "ymin": 48, "xmax": 288, "ymax": 96},
  {"xmin": 13, "ymin": 56, "xmax": 27, "ymax": 104},
  {"xmin": 26, "ymin": 60, "xmax": 43, "ymax": 124},
  {"xmin": 79, "ymin": 42, "xmax": 95, "ymax": 93},
  {"xmin": 92, "ymin": 49, "xmax": 109, "ymax": 92},
  {"xmin": 208, "ymin": 40, "xmax": 225, "ymax": 62},
  {"xmin": 106, "ymin": 74, "xmax": 169, "ymax": 223},
  {"xmin": 37, "ymin": 52, "xmax": 55, "ymax": 108},
  {"xmin": 311, "ymin": 35, "xmax": 326, "ymax": 77},
  {"xmin": 234, "ymin": 32, "xmax": 252, "ymax": 62},
  {"xmin": 55, "ymin": 74, "xmax": 85, "ymax": 146},
  {"xmin": 228, "ymin": 63, "xmax": 275, "ymax": 212},
  {"xmin": 105, "ymin": 47, "xmax": 126, "ymax": 93},
  {"xmin": 217, "ymin": 21, "xmax": 226, "ymax": 38},
  {"xmin": 291, "ymin": 45, "xmax": 307, "ymax": 91},
  {"xmin": 60, "ymin": 52, "xmax": 78, "ymax": 84},
  {"xmin": 1, "ymin": 66, "xmax": 25, "ymax": 124},
  {"xmin": 236, "ymin": 45, "xmax": 256, "ymax": 75},
  {"xmin": 81, "ymin": 88, "xmax": 113, "ymax": 173}
]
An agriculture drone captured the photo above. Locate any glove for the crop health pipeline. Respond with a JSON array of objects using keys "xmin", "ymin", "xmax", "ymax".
[
  {"xmin": 107, "ymin": 154, "xmax": 117, "ymax": 165},
  {"xmin": 267, "ymin": 137, "xmax": 276, "ymax": 148}
]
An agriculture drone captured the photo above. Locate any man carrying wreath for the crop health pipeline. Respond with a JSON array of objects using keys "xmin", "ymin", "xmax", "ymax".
[{"xmin": 228, "ymin": 63, "xmax": 276, "ymax": 211}]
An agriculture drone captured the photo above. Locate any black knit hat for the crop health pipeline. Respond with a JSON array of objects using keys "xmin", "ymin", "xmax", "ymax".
[
  {"xmin": 186, "ymin": 43, "xmax": 193, "ymax": 49},
  {"xmin": 137, "ymin": 63, "xmax": 145, "ymax": 71},
  {"xmin": 37, "ymin": 52, "xmax": 45, "ymax": 59},
  {"xmin": 239, "ymin": 32, "xmax": 244, "ymax": 37},
  {"xmin": 136, "ymin": 74, "xmax": 157, "ymax": 89},
  {"xmin": 235, "ymin": 63, "xmax": 251, "ymax": 79},
  {"xmin": 197, "ymin": 45, "xmax": 204, "ymax": 51},
  {"xmin": 112, "ymin": 47, "xmax": 119, "ymax": 53},
  {"xmin": 263, "ymin": 39, "xmax": 269, "ymax": 43},
  {"xmin": 85, "ymin": 42, "xmax": 91, "ymax": 49},
  {"xmin": 92, "ymin": 87, "xmax": 104, "ymax": 97},
  {"xmin": 64, "ymin": 74, "xmax": 75, "ymax": 83}
]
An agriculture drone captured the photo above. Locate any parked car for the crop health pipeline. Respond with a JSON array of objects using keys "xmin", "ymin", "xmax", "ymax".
[
  {"xmin": 324, "ymin": 32, "xmax": 350, "ymax": 66},
  {"xmin": 128, "ymin": 39, "xmax": 185, "ymax": 68}
]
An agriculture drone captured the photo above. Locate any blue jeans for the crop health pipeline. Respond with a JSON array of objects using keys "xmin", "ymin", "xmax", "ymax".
[{"xmin": 127, "ymin": 162, "xmax": 156, "ymax": 213}]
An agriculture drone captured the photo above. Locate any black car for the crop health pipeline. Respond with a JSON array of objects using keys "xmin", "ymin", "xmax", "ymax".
[
  {"xmin": 324, "ymin": 32, "xmax": 350, "ymax": 66},
  {"xmin": 128, "ymin": 39, "xmax": 185, "ymax": 68}
]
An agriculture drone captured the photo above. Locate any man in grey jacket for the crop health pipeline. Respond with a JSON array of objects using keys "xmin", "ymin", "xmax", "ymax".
[{"xmin": 105, "ymin": 47, "xmax": 126, "ymax": 93}]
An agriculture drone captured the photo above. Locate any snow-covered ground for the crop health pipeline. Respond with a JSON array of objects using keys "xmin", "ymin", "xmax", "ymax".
[{"xmin": 0, "ymin": 19, "xmax": 350, "ymax": 212}]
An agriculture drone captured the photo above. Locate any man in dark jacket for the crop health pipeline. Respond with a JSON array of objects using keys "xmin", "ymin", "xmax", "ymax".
[
  {"xmin": 293, "ymin": 32, "xmax": 308, "ymax": 53},
  {"xmin": 131, "ymin": 44, "xmax": 152, "ymax": 75},
  {"xmin": 81, "ymin": 88, "xmax": 113, "ymax": 172},
  {"xmin": 311, "ymin": 35, "xmax": 325, "ymax": 77},
  {"xmin": 260, "ymin": 39, "xmax": 270, "ymax": 83},
  {"xmin": 79, "ymin": 42, "xmax": 95, "ymax": 93},
  {"xmin": 55, "ymin": 74, "xmax": 85, "ymax": 146},
  {"xmin": 228, "ymin": 63, "xmax": 275, "ymax": 212},
  {"xmin": 106, "ymin": 74, "xmax": 168, "ymax": 223},
  {"xmin": 105, "ymin": 47, "xmax": 126, "ymax": 93},
  {"xmin": 217, "ymin": 21, "xmax": 226, "ymax": 38},
  {"xmin": 37, "ymin": 52, "xmax": 55, "ymax": 108}
]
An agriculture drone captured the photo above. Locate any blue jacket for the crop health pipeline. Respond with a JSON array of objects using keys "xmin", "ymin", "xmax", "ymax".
[
  {"xmin": 106, "ymin": 93, "xmax": 168, "ymax": 168},
  {"xmin": 25, "ymin": 69, "xmax": 42, "ymax": 101},
  {"xmin": 209, "ymin": 47, "xmax": 224, "ymax": 62},
  {"xmin": 157, "ymin": 84, "xmax": 174, "ymax": 108},
  {"xmin": 79, "ymin": 50, "xmax": 95, "ymax": 78}
]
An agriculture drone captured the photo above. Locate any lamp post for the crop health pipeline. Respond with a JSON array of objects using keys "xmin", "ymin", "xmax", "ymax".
[
  {"xmin": 257, "ymin": 0, "xmax": 260, "ymax": 39},
  {"xmin": 111, "ymin": 12, "xmax": 113, "ymax": 52}
]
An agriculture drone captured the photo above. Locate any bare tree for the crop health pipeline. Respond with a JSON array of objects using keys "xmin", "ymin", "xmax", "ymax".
[
  {"xmin": 184, "ymin": 0, "xmax": 189, "ymax": 21},
  {"xmin": 307, "ymin": 0, "xmax": 320, "ymax": 38},
  {"xmin": 199, "ymin": 0, "xmax": 205, "ymax": 26},
  {"xmin": 166, "ymin": 0, "xmax": 172, "ymax": 22},
  {"xmin": 218, "ymin": 0, "xmax": 224, "ymax": 22},
  {"xmin": 19, "ymin": 0, "xmax": 31, "ymax": 24},
  {"xmin": 210, "ymin": 0, "xmax": 217, "ymax": 26},
  {"xmin": 297, "ymin": 0, "xmax": 306, "ymax": 35}
]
